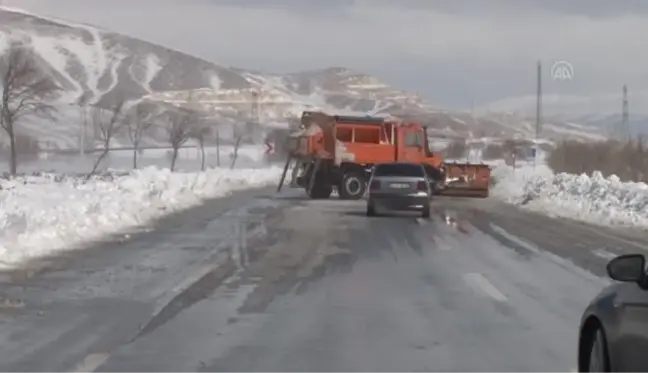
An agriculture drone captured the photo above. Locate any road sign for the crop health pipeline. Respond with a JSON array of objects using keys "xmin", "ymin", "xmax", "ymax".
[
  {"xmin": 264, "ymin": 140, "xmax": 274, "ymax": 155},
  {"xmin": 551, "ymin": 60, "xmax": 574, "ymax": 81}
]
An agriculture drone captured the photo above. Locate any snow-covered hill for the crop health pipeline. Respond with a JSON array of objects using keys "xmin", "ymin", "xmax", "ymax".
[
  {"xmin": 0, "ymin": 6, "xmax": 604, "ymax": 150},
  {"xmin": 479, "ymin": 90, "xmax": 648, "ymax": 137}
]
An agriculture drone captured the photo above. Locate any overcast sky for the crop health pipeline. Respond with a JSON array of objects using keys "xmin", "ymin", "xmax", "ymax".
[{"xmin": 4, "ymin": 0, "xmax": 648, "ymax": 109}]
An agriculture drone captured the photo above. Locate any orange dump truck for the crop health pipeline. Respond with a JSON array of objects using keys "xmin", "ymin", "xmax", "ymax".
[{"xmin": 276, "ymin": 111, "xmax": 490, "ymax": 199}]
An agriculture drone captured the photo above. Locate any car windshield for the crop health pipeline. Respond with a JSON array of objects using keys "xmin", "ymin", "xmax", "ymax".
[{"xmin": 374, "ymin": 163, "xmax": 424, "ymax": 177}]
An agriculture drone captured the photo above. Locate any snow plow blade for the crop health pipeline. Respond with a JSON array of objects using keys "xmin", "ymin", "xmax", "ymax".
[{"xmin": 436, "ymin": 162, "xmax": 491, "ymax": 198}]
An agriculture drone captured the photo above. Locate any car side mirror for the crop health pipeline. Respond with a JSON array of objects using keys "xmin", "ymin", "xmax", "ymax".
[{"xmin": 607, "ymin": 254, "xmax": 646, "ymax": 282}]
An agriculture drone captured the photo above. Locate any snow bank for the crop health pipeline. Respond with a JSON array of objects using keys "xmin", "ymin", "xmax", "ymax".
[
  {"xmin": 0, "ymin": 166, "xmax": 282, "ymax": 268},
  {"xmin": 492, "ymin": 163, "xmax": 648, "ymax": 229}
]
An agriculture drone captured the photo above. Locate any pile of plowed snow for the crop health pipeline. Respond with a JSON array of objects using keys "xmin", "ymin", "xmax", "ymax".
[
  {"xmin": 492, "ymin": 162, "xmax": 648, "ymax": 229},
  {"xmin": 0, "ymin": 166, "xmax": 282, "ymax": 268},
  {"xmin": 4, "ymin": 159, "xmax": 647, "ymax": 268}
]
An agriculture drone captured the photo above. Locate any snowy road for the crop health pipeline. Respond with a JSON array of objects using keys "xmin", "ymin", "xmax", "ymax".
[{"xmin": 1, "ymin": 190, "xmax": 646, "ymax": 371}]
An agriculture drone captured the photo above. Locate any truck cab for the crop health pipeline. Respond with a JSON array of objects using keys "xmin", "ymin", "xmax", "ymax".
[{"xmin": 395, "ymin": 124, "xmax": 442, "ymax": 166}]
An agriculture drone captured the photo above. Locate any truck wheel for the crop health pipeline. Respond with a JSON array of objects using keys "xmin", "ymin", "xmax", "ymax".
[
  {"xmin": 307, "ymin": 168, "xmax": 333, "ymax": 199},
  {"xmin": 424, "ymin": 165, "xmax": 444, "ymax": 195},
  {"xmin": 308, "ymin": 183, "xmax": 332, "ymax": 199},
  {"xmin": 366, "ymin": 202, "xmax": 377, "ymax": 217},
  {"xmin": 339, "ymin": 172, "xmax": 366, "ymax": 200},
  {"xmin": 427, "ymin": 166, "xmax": 443, "ymax": 182},
  {"xmin": 421, "ymin": 205, "xmax": 431, "ymax": 219}
]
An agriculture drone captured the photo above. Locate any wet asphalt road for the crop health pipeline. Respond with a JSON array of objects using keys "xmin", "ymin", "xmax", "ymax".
[{"xmin": 0, "ymin": 188, "xmax": 647, "ymax": 371}]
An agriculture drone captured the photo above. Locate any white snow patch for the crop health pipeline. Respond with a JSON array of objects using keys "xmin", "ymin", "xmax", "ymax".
[
  {"xmin": 492, "ymin": 162, "xmax": 648, "ymax": 229},
  {"xmin": 144, "ymin": 54, "xmax": 163, "ymax": 92},
  {"xmin": 29, "ymin": 35, "xmax": 83, "ymax": 95},
  {"xmin": 0, "ymin": 166, "xmax": 282, "ymax": 268},
  {"xmin": 210, "ymin": 75, "xmax": 222, "ymax": 91},
  {"xmin": 102, "ymin": 52, "xmax": 127, "ymax": 97},
  {"xmin": 450, "ymin": 116, "xmax": 467, "ymax": 125},
  {"xmin": 50, "ymin": 31, "xmax": 99, "ymax": 101}
]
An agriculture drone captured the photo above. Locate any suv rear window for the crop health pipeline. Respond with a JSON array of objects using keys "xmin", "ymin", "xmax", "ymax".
[{"xmin": 373, "ymin": 163, "xmax": 424, "ymax": 177}]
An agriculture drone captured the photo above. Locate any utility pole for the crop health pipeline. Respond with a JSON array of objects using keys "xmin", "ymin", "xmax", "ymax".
[
  {"xmin": 535, "ymin": 60, "xmax": 542, "ymax": 140},
  {"xmin": 250, "ymin": 91, "xmax": 258, "ymax": 125},
  {"xmin": 621, "ymin": 84, "xmax": 629, "ymax": 141},
  {"xmin": 533, "ymin": 60, "xmax": 542, "ymax": 169},
  {"xmin": 250, "ymin": 90, "xmax": 261, "ymax": 144}
]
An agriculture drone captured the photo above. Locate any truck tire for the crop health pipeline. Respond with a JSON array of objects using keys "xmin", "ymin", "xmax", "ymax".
[
  {"xmin": 421, "ymin": 204, "xmax": 431, "ymax": 219},
  {"xmin": 339, "ymin": 172, "xmax": 366, "ymax": 200},
  {"xmin": 308, "ymin": 183, "xmax": 332, "ymax": 199},
  {"xmin": 423, "ymin": 165, "xmax": 444, "ymax": 195},
  {"xmin": 307, "ymin": 168, "xmax": 333, "ymax": 199},
  {"xmin": 427, "ymin": 166, "xmax": 443, "ymax": 182},
  {"xmin": 366, "ymin": 202, "xmax": 377, "ymax": 216}
]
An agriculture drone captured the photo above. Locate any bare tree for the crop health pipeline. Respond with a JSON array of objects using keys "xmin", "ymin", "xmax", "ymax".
[
  {"xmin": 547, "ymin": 137, "xmax": 648, "ymax": 182},
  {"xmin": 86, "ymin": 100, "xmax": 125, "ymax": 179},
  {"xmin": 190, "ymin": 120, "xmax": 212, "ymax": 171},
  {"xmin": 0, "ymin": 39, "xmax": 60, "ymax": 175},
  {"xmin": 165, "ymin": 108, "xmax": 195, "ymax": 171},
  {"xmin": 126, "ymin": 102, "xmax": 153, "ymax": 169},
  {"xmin": 230, "ymin": 124, "xmax": 245, "ymax": 169}
]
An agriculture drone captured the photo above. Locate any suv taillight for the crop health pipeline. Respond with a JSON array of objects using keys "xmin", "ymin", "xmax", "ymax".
[
  {"xmin": 370, "ymin": 180, "xmax": 380, "ymax": 190},
  {"xmin": 417, "ymin": 181, "xmax": 427, "ymax": 191}
]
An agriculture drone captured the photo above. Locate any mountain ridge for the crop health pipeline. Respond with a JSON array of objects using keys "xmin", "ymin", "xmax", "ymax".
[
  {"xmin": 0, "ymin": 6, "xmax": 605, "ymax": 150},
  {"xmin": 479, "ymin": 90, "xmax": 648, "ymax": 137}
]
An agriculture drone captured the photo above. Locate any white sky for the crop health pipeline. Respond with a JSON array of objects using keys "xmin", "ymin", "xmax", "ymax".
[{"xmin": 4, "ymin": 0, "xmax": 648, "ymax": 109}]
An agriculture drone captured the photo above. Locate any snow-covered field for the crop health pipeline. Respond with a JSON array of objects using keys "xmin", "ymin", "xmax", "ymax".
[{"xmin": 1, "ymin": 144, "xmax": 268, "ymax": 174}]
